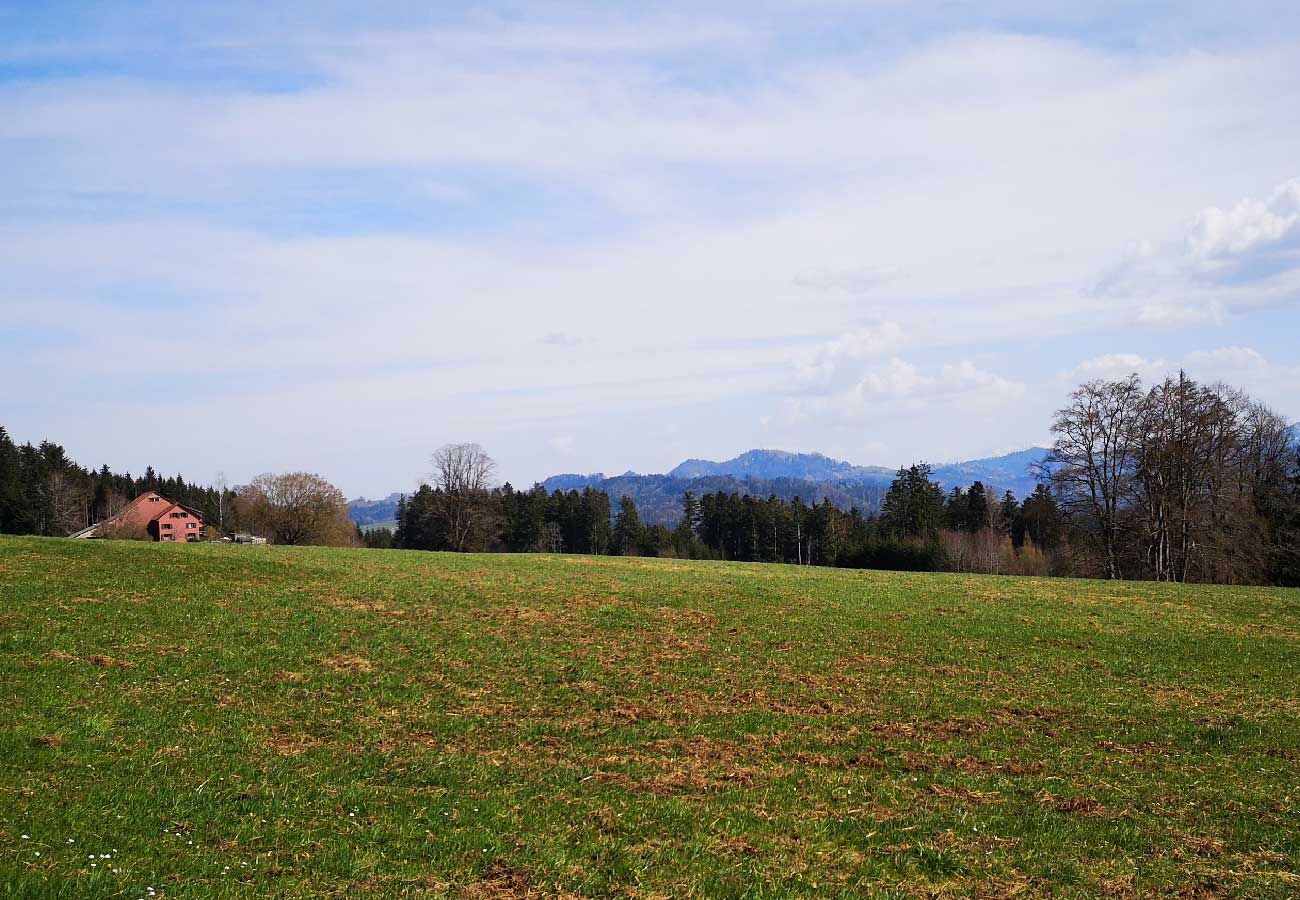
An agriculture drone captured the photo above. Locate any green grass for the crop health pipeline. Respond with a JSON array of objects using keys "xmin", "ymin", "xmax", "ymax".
[{"xmin": 1, "ymin": 536, "xmax": 1298, "ymax": 898}]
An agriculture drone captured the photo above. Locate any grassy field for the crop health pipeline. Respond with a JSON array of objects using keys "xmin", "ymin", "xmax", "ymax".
[{"xmin": 1, "ymin": 537, "xmax": 1298, "ymax": 898}]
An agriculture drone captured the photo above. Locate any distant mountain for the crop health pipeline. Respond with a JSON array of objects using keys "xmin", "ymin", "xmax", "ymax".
[
  {"xmin": 539, "ymin": 447, "xmax": 1050, "ymax": 526},
  {"xmin": 351, "ymin": 447, "xmax": 1051, "ymax": 529},
  {"xmin": 348, "ymin": 492, "xmax": 404, "ymax": 527},
  {"xmin": 543, "ymin": 472, "xmax": 891, "ymax": 527},
  {"xmin": 669, "ymin": 449, "xmax": 894, "ymax": 482},
  {"xmin": 931, "ymin": 448, "xmax": 1048, "ymax": 498},
  {"xmin": 540, "ymin": 473, "xmax": 606, "ymax": 491}
]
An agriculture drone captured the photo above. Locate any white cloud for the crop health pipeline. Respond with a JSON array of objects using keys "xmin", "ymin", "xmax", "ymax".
[
  {"xmin": 1187, "ymin": 177, "xmax": 1300, "ymax": 263},
  {"xmin": 1134, "ymin": 301, "xmax": 1224, "ymax": 326},
  {"xmin": 1062, "ymin": 347, "xmax": 1297, "ymax": 408},
  {"xmin": 1061, "ymin": 353, "xmax": 1170, "ymax": 383},
  {"xmin": 547, "ymin": 434, "xmax": 577, "ymax": 454},
  {"xmin": 1182, "ymin": 345, "xmax": 1269, "ymax": 373},
  {"xmin": 795, "ymin": 321, "xmax": 905, "ymax": 387},
  {"xmin": 793, "ymin": 266, "xmax": 905, "ymax": 294},
  {"xmin": 4, "ymin": 10, "xmax": 1300, "ymax": 491},
  {"xmin": 788, "ymin": 356, "xmax": 1024, "ymax": 422},
  {"xmin": 1091, "ymin": 177, "xmax": 1300, "ymax": 327},
  {"xmin": 540, "ymin": 332, "xmax": 589, "ymax": 346}
]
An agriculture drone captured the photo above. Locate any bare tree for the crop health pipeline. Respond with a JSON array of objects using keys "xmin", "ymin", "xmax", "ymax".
[
  {"xmin": 1135, "ymin": 373, "xmax": 1242, "ymax": 582},
  {"xmin": 1047, "ymin": 371, "xmax": 1294, "ymax": 584},
  {"xmin": 215, "ymin": 470, "xmax": 228, "ymax": 534},
  {"xmin": 430, "ymin": 443, "xmax": 498, "ymax": 552},
  {"xmin": 47, "ymin": 468, "xmax": 90, "ymax": 535},
  {"xmin": 1044, "ymin": 375, "xmax": 1145, "ymax": 579},
  {"xmin": 536, "ymin": 521, "xmax": 564, "ymax": 553},
  {"xmin": 235, "ymin": 472, "xmax": 356, "ymax": 546}
]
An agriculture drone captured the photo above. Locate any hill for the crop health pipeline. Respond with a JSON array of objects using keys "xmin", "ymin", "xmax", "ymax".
[
  {"xmin": 542, "ymin": 472, "xmax": 891, "ymax": 526},
  {"xmin": 668, "ymin": 449, "xmax": 895, "ymax": 482},
  {"xmin": 353, "ymin": 448, "xmax": 1048, "ymax": 528},
  {"xmin": 538, "ymin": 448, "xmax": 1048, "ymax": 525},
  {"xmin": 931, "ymin": 447, "xmax": 1048, "ymax": 497},
  {"xmin": 3, "ymin": 537, "xmax": 1298, "ymax": 897},
  {"xmin": 347, "ymin": 492, "xmax": 405, "ymax": 527}
]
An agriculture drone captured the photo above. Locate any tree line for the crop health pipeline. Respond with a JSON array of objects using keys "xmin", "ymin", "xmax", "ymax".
[
  {"xmin": 387, "ymin": 371, "xmax": 1299, "ymax": 586},
  {"xmin": 388, "ymin": 449, "xmax": 1069, "ymax": 575},
  {"xmin": 0, "ymin": 428, "xmax": 356, "ymax": 546},
  {"xmin": 0, "ymin": 427, "xmax": 235, "ymax": 537},
  {"xmin": 1044, "ymin": 372, "xmax": 1299, "ymax": 584},
  {"xmin": 4, "ymin": 369, "xmax": 1298, "ymax": 586}
]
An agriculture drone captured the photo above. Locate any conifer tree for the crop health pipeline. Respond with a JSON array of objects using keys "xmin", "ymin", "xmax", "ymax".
[{"xmin": 611, "ymin": 495, "xmax": 642, "ymax": 556}]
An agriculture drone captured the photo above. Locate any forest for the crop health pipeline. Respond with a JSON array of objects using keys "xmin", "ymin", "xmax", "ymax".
[{"xmin": 3, "ymin": 371, "xmax": 1299, "ymax": 586}]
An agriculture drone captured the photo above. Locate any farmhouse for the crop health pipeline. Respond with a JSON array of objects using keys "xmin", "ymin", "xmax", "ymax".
[{"xmin": 79, "ymin": 491, "xmax": 205, "ymax": 542}]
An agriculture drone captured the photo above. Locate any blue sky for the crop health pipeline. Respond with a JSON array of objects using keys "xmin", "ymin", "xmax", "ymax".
[{"xmin": 3, "ymin": 2, "xmax": 1300, "ymax": 497}]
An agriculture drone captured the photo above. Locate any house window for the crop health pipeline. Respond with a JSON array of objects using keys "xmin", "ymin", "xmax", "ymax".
[
  {"xmin": 161, "ymin": 523, "xmax": 172, "ymax": 530},
  {"xmin": 186, "ymin": 522, "xmax": 197, "ymax": 529}
]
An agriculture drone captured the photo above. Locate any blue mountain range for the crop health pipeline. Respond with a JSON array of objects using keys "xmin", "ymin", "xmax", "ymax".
[{"xmin": 349, "ymin": 447, "xmax": 1051, "ymax": 528}]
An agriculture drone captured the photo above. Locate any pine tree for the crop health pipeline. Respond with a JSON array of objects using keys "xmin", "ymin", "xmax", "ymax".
[
  {"xmin": 945, "ymin": 486, "xmax": 968, "ymax": 530},
  {"xmin": 611, "ymin": 495, "xmax": 642, "ymax": 556},
  {"xmin": 966, "ymin": 481, "xmax": 991, "ymax": 530},
  {"xmin": 0, "ymin": 427, "xmax": 21, "ymax": 533},
  {"xmin": 880, "ymin": 464, "xmax": 946, "ymax": 540},
  {"xmin": 673, "ymin": 491, "xmax": 701, "ymax": 558},
  {"xmin": 998, "ymin": 490, "xmax": 1020, "ymax": 539}
]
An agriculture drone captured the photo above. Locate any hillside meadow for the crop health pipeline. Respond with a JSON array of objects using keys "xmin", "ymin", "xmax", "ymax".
[{"xmin": 1, "ymin": 537, "xmax": 1298, "ymax": 898}]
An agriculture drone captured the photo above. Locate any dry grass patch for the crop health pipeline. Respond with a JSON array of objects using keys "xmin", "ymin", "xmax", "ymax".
[
  {"xmin": 263, "ymin": 726, "xmax": 324, "ymax": 756},
  {"xmin": 319, "ymin": 653, "xmax": 375, "ymax": 674}
]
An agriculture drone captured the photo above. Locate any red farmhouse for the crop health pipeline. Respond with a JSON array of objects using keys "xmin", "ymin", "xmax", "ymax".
[{"xmin": 96, "ymin": 491, "xmax": 205, "ymax": 542}]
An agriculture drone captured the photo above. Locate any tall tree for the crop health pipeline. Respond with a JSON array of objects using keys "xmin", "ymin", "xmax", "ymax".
[
  {"xmin": 880, "ymin": 464, "xmax": 946, "ymax": 540},
  {"xmin": 611, "ymin": 495, "xmax": 643, "ymax": 556},
  {"xmin": 430, "ymin": 443, "xmax": 498, "ymax": 552},
  {"xmin": 965, "ymin": 481, "xmax": 991, "ymax": 531},
  {"xmin": 235, "ymin": 472, "xmax": 355, "ymax": 546},
  {"xmin": 1045, "ymin": 374, "xmax": 1145, "ymax": 579},
  {"xmin": 1020, "ymin": 484, "xmax": 1062, "ymax": 551}
]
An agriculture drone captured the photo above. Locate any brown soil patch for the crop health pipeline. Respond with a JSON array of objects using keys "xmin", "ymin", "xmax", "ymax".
[
  {"xmin": 457, "ymin": 864, "xmax": 584, "ymax": 899},
  {"xmin": 89, "ymin": 654, "xmax": 135, "ymax": 668},
  {"xmin": 1098, "ymin": 740, "xmax": 1174, "ymax": 756},
  {"xmin": 264, "ymin": 726, "xmax": 323, "ymax": 756},
  {"xmin": 1173, "ymin": 835, "xmax": 1227, "ymax": 859},
  {"xmin": 321, "ymin": 594, "xmax": 393, "ymax": 614},
  {"xmin": 900, "ymin": 752, "xmax": 1045, "ymax": 776},
  {"xmin": 870, "ymin": 716, "xmax": 989, "ymax": 740},
  {"xmin": 320, "ymin": 654, "xmax": 375, "ymax": 674},
  {"xmin": 928, "ymin": 783, "xmax": 1001, "ymax": 803},
  {"xmin": 44, "ymin": 649, "xmax": 135, "ymax": 668}
]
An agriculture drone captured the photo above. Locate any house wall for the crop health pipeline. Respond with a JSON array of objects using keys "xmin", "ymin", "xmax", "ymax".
[{"xmin": 153, "ymin": 503, "xmax": 203, "ymax": 542}]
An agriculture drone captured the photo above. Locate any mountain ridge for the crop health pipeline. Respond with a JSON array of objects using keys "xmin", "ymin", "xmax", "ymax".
[{"xmin": 350, "ymin": 447, "xmax": 1050, "ymax": 528}]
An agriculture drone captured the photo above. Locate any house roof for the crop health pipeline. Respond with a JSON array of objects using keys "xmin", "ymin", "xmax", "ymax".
[{"xmin": 107, "ymin": 492, "xmax": 204, "ymax": 529}]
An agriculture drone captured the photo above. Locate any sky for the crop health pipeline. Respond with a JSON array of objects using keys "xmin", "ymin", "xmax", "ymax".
[{"xmin": 3, "ymin": 1, "xmax": 1300, "ymax": 498}]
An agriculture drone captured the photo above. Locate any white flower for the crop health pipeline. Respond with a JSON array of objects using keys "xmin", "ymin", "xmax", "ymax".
[{"xmin": 20, "ymin": 834, "xmax": 29, "ymax": 840}]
